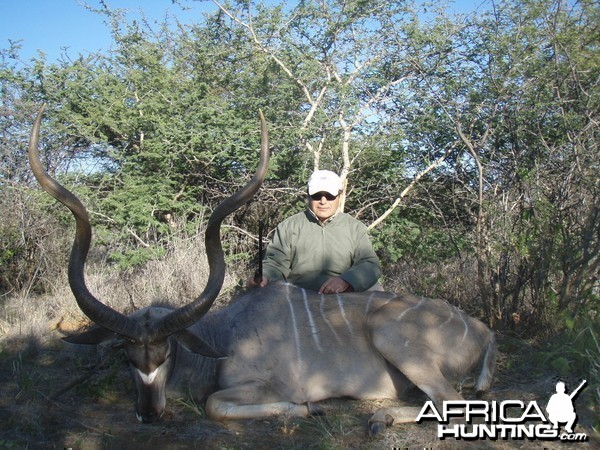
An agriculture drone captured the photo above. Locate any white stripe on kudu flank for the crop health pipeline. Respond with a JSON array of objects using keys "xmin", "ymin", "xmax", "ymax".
[
  {"xmin": 365, "ymin": 292, "xmax": 396, "ymax": 313},
  {"xmin": 365, "ymin": 292, "xmax": 377, "ymax": 313},
  {"xmin": 286, "ymin": 285, "xmax": 303, "ymax": 368},
  {"xmin": 440, "ymin": 301, "xmax": 455, "ymax": 327},
  {"xmin": 458, "ymin": 309, "xmax": 469, "ymax": 344},
  {"xmin": 336, "ymin": 294, "xmax": 353, "ymax": 334},
  {"xmin": 396, "ymin": 297, "xmax": 425, "ymax": 321},
  {"xmin": 301, "ymin": 288, "xmax": 323, "ymax": 351},
  {"xmin": 319, "ymin": 294, "xmax": 342, "ymax": 343}
]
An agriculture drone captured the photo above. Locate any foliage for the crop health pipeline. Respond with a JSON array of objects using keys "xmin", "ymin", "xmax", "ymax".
[
  {"xmin": 532, "ymin": 323, "xmax": 599, "ymax": 430},
  {"xmin": 0, "ymin": 186, "xmax": 70, "ymax": 294},
  {"xmin": 0, "ymin": 0, "xmax": 597, "ymax": 339}
]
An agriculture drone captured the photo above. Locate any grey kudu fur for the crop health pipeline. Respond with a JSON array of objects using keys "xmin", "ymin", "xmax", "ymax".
[{"xmin": 29, "ymin": 105, "xmax": 496, "ymax": 434}]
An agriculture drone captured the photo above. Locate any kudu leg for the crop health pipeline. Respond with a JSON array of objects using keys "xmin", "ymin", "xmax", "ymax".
[
  {"xmin": 368, "ymin": 337, "xmax": 464, "ymax": 435},
  {"xmin": 205, "ymin": 382, "xmax": 314, "ymax": 420}
]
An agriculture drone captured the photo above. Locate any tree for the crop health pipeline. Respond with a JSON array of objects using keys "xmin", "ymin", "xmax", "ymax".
[
  {"xmin": 391, "ymin": 0, "xmax": 599, "ymax": 328},
  {"xmin": 207, "ymin": 0, "xmax": 444, "ymax": 212},
  {"xmin": 1, "ymin": 0, "xmax": 596, "ymax": 336}
]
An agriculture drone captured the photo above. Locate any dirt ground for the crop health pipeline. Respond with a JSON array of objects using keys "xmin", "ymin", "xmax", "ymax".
[{"xmin": 1, "ymin": 329, "xmax": 597, "ymax": 449}]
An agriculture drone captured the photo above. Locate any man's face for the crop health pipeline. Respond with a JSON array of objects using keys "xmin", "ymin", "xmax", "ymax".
[{"xmin": 309, "ymin": 192, "xmax": 340, "ymax": 222}]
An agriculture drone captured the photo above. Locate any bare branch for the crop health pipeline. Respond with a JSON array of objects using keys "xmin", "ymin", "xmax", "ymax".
[
  {"xmin": 89, "ymin": 210, "xmax": 151, "ymax": 247},
  {"xmin": 212, "ymin": 0, "xmax": 316, "ymax": 108},
  {"xmin": 368, "ymin": 144, "xmax": 457, "ymax": 230}
]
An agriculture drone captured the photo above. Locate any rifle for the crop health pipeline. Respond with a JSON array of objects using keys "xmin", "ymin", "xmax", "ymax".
[
  {"xmin": 569, "ymin": 379, "xmax": 587, "ymax": 400},
  {"xmin": 253, "ymin": 220, "xmax": 265, "ymax": 284}
]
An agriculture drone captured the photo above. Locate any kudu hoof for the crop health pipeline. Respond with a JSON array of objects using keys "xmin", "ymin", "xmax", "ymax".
[
  {"xmin": 368, "ymin": 413, "xmax": 394, "ymax": 437},
  {"xmin": 307, "ymin": 402, "xmax": 325, "ymax": 416}
]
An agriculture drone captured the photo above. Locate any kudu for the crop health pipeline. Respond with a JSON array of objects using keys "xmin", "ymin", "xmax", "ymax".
[{"xmin": 29, "ymin": 105, "xmax": 496, "ymax": 435}]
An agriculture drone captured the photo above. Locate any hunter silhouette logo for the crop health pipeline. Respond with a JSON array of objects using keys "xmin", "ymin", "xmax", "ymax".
[
  {"xmin": 416, "ymin": 379, "xmax": 588, "ymax": 441},
  {"xmin": 546, "ymin": 380, "xmax": 586, "ymax": 434}
]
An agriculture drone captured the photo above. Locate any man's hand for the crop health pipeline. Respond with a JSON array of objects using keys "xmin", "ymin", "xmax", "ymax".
[{"xmin": 319, "ymin": 277, "xmax": 353, "ymax": 294}]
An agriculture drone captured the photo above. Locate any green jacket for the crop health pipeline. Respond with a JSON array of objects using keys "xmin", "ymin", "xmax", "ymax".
[{"xmin": 262, "ymin": 210, "xmax": 382, "ymax": 292}]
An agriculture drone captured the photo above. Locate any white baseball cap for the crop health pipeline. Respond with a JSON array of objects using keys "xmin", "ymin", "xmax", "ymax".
[{"xmin": 307, "ymin": 170, "xmax": 342, "ymax": 196}]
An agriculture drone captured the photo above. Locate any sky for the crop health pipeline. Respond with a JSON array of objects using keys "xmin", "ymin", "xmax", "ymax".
[
  {"xmin": 0, "ymin": 1, "xmax": 488, "ymax": 63},
  {"xmin": 0, "ymin": 0, "xmax": 212, "ymax": 62}
]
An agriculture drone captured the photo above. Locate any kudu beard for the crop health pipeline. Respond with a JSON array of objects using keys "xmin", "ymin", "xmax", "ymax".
[{"xmin": 416, "ymin": 400, "xmax": 589, "ymax": 442}]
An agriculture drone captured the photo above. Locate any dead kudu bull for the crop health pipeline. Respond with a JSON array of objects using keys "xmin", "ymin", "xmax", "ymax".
[{"xmin": 29, "ymin": 106, "xmax": 496, "ymax": 435}]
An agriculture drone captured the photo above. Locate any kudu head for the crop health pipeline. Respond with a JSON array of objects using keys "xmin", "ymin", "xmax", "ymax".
[{"xmin": 28, "ymin": 104, "xmax": 269, "ymax": 422}]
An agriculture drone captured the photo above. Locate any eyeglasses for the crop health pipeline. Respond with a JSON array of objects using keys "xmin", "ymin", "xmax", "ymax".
[{"xmin": 310, "ymin": 192, "xmax": 339, "ymax": 201}]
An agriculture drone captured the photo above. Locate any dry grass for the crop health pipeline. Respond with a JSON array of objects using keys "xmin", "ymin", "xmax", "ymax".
[
  {"xmin": 1, "ymin": 232, "xmax": 240, "ymax": 341},
  {"xmin": 1, "ymin": 234, "xmax": 598, "ymax": 448}
]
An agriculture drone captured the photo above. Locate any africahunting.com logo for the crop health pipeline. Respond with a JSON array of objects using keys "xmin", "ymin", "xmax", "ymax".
[{"xmin": 417, "ymin": 380, "xmax": 588, "ymax": 442}]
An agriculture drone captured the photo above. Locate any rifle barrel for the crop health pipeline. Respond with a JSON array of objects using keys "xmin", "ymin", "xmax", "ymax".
[
  {"xmin": 254, "ymin": 220, "xmax": 265, "ymax": 283},
  {"xmin": 569, "ymin": 379, "xmax": 587, "ymax": 399}
]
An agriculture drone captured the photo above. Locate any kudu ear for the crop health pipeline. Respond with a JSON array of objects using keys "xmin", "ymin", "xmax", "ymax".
[
  {"xmin": 62, "ymin": 325, "xmax": 116, "ymax": 345},
  {"xmin": 176, "ymin": 329, "xmax": 227, "ymax": 359}
]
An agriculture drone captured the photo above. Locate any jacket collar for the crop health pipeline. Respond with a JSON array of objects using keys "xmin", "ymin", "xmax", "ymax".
[{"xmin": 305, "ymin": 208, "xmax": 340, "ymax": 226}]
